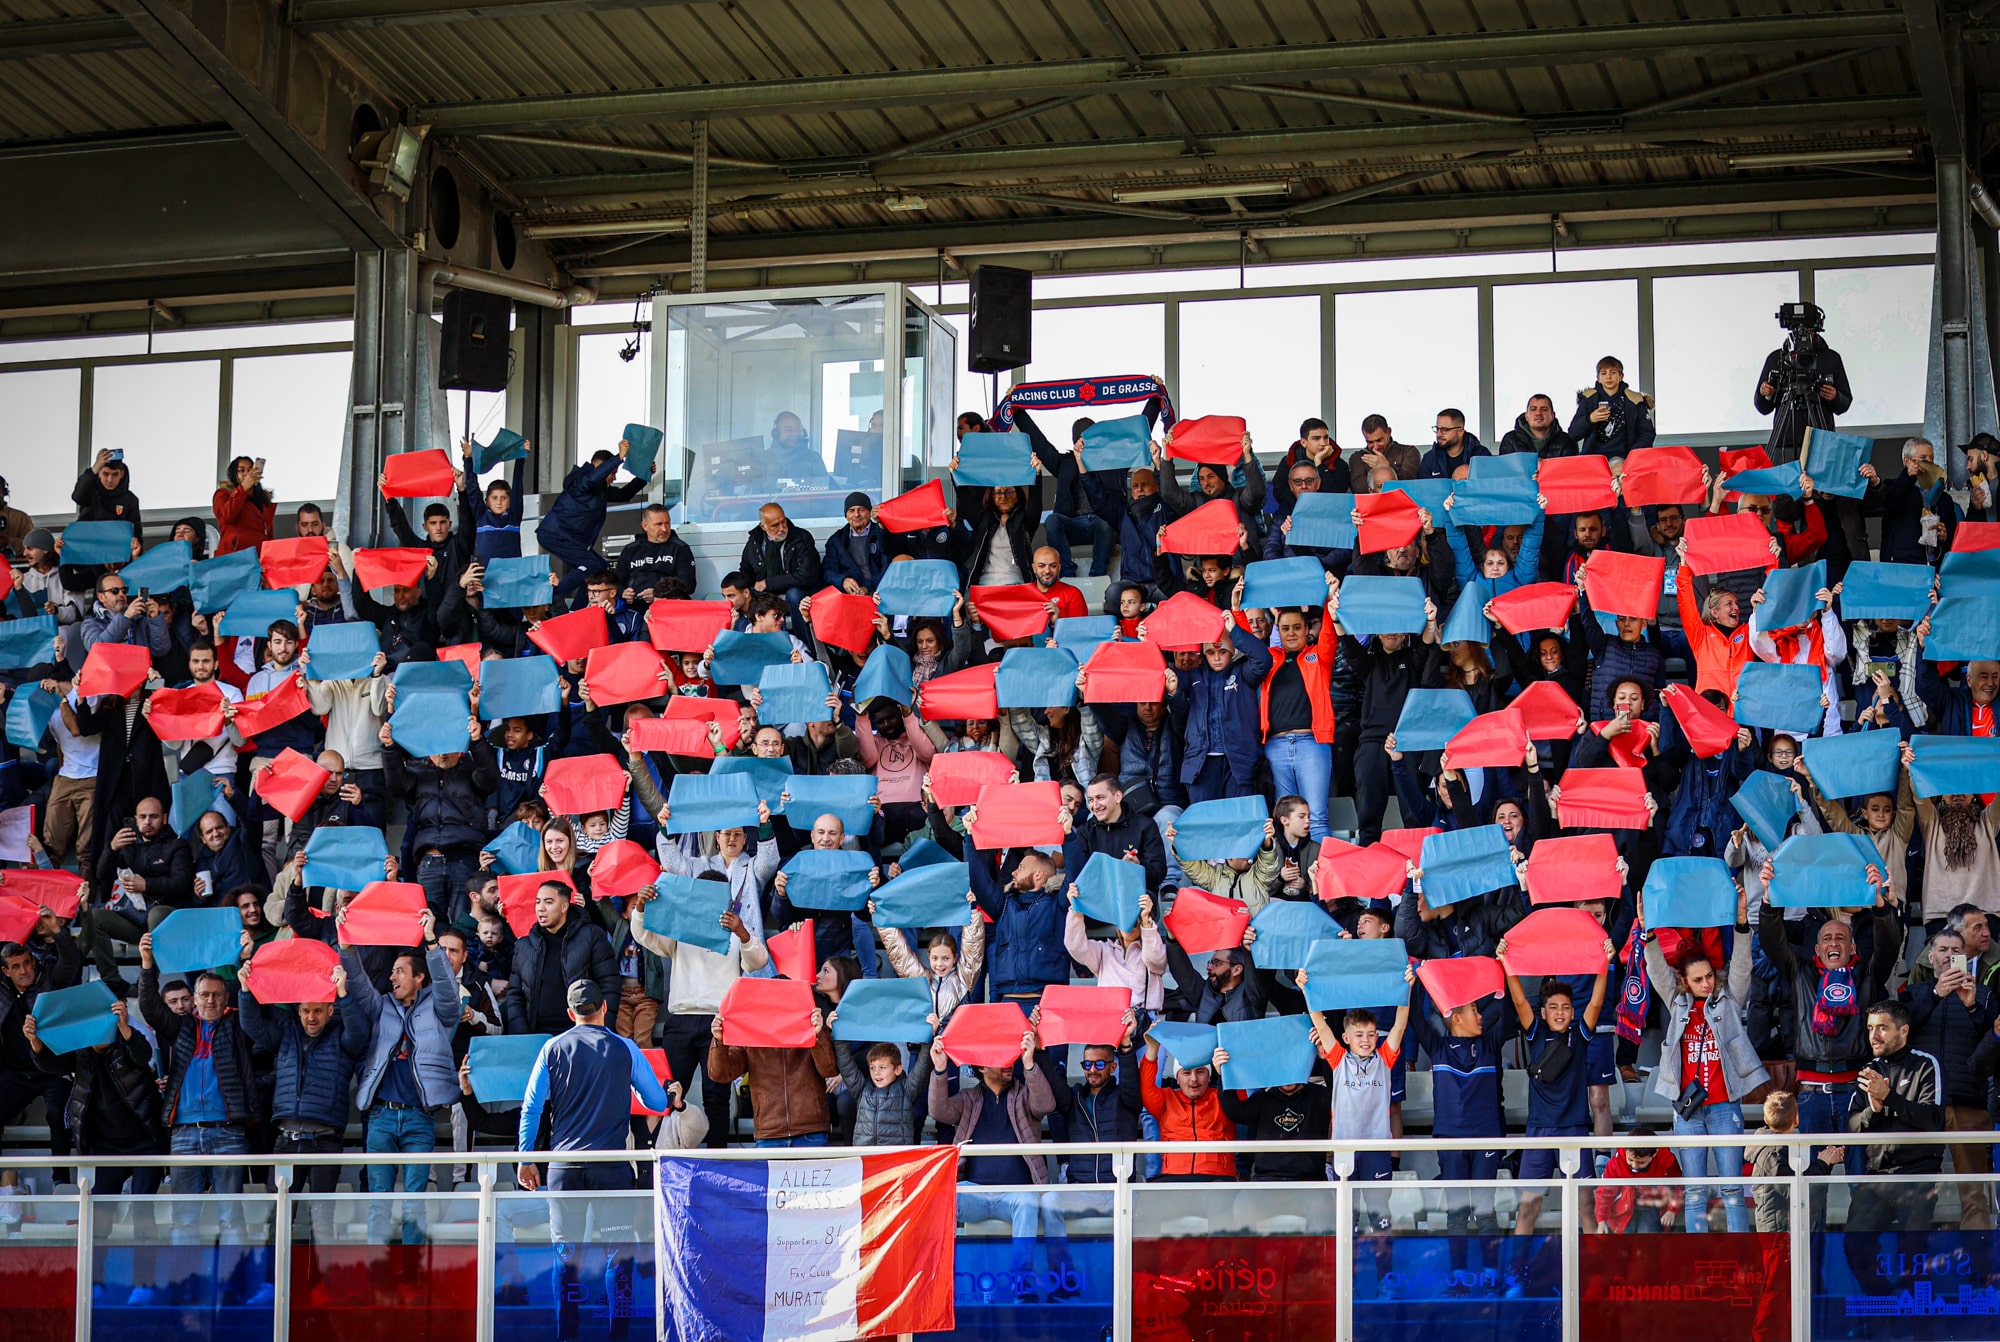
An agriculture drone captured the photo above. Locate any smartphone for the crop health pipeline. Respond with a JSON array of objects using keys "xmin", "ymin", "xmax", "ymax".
[
  {"xmin": 1867, "ymin": 660, "xmax": 1899, "ymax": 679},
  {"xmin": 1953, "ymin": 954, "xmax": 1970, "ymax": 974},
  {"xmin": 108, "ymin": 449, "xmax": 124, "ymax": 462},
  {"xmin": 254, "ymin": 457, "xmax": 266, "ymax": 472},
  {"xmin": 136, "ymin": 587, "xmax": 150, "ymax": 602}
]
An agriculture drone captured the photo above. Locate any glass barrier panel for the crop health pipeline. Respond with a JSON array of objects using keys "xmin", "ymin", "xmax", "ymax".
[
  {"xmin": 1130, "ymin": 1181, "xmax": 1339, "ymax": 1341},
  {"xmin": 89, "ymin": 1194, "xmax": 275, "ymax": 1342},
  {"xmin": 1809, "ymin": 1172, "xmax": 2000, "ymax": 1340},
  {"xmin": 0, "ymin": 1193, "xmax": 78, "ymax": 1342},
  {"xmin": 288, "ymin": 1194, "xmax": 478, "ymax": 1342},
  {"xmin": 948, "ymin": 1183, "xmax": 1112, "ymax": 1339},
  {"xmin": 1350, "ymin": 1172, "xmax": 1559, "ymax": 1341},
  {"xmin": 494, "ymin": 1187, "xmax": 655, "ymax": 1342},
  {"xmin": 1577, "ymin": 1177, "xmax": 1791, "ymax": 1341}
]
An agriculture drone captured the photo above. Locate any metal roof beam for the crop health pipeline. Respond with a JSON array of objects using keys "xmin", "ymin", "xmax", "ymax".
[
  {"xmin": 412, "ymin": 11, "xmax": 1907, "ymax": 132},
  {"xmin": 102, "ymin": 0, "xmax": 405, "ymax": 249},
  {"xmin": 1904, "ymin": 0, "xmax": 1967, "ymax": 159},
  {"xmin": 0, "ymin": 15, "xmax": 144, "ymax": 60},
  {"xmin": 288, "ymin": 0, "xmax": 717, "ymax": 32},
  {"xmin": 500, "ymin": 96, "xmax": 1924, "ymax": 204}
]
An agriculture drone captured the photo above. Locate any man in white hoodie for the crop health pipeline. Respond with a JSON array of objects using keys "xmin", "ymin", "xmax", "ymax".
[{"xmin": 299, "ymin": 646, "xmax": 391, "ymax": 820}]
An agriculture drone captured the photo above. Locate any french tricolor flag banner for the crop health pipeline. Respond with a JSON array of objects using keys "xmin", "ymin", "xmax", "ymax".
[{"xmin": 655, "ymin": 1146, "xmax": 959, "ymax": 1341}]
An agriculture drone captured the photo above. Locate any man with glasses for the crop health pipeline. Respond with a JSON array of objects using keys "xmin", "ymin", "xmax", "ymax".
[
  {"xmin": 79, "ymin": 573, "xmax": 168, "ymax": 658},
  {"xmin": 137, "ymin": 933, "xmax": 258, "ymax": 1250},
  {"xmin": 1420, "ymin": 407, "xmax": 1489, "ymax": 480}
]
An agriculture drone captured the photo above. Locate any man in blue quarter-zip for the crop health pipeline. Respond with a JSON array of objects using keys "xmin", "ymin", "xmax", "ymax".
[{"xmin": 517, "ymin": 978, "xmax": 671, "ymax": 1342}]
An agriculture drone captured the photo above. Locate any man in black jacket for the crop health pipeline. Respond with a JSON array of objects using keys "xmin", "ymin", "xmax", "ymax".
[
  {"xmin": 1901, "ymin": 929, "xmax": 1997, "ymax": 1230},
  {"xmin": 739, "ymin": 504, "xmax": 822, "ymax": 635},
  {"xmin": 381, "ymin": 724, "xmax": 498, "ymax": 923},
  {"xmin": 1059, "ymin": 775, "xmax": 1168, "ymax": 896},
  {"xmin": 1498, "ymin": 394, "xmax": 1579, "ymax": 458},
  {"xmin": 82, "ymin": 796, "xmax": 193, "ymax": 990},
  {"xmin": 501, "ymin": 880, "xmax": 620, "ymax": 1035},
  {"xmin": 192, "ymin": 808, "xmax": 266, "ymax": 900},
  {"xmin": 1, "ymin": 937, "xmax": 79, "ymax": 1163},
  {"xmin": 1846, "ymin": 999, "xmax": 1945, "ymax": 1293},
  {"xmin": 614, "ymin": 504, "xmax": 698, "ymax": 607}
]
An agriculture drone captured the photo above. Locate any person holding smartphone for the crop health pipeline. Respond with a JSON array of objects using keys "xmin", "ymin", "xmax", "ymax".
[
  {"xmin": 212, "ymin": 454, "xmax": 275, "ymax": 554},
  {"xmin": 1900, "ymin": 928, "xmax": 1997, "ymax": 1230}
]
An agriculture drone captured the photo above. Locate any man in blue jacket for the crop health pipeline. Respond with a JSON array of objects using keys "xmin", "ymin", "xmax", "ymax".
[
  {"xmin": 517, "ymin": 978, "xmax": 671, "ymax": 1341},
  {"xmin": 237, "ymin": 930, "xmax": 372, "ymax": 1247},
  {"xmin": 537, "ymin": 438, "xmax": 652, "ymax": 605},
  {"xmin": 821, "ymin": 491, "xmax": 892, "ymax": 594},
  {"xmin": 339, "ymin": 912, "xmax": 460, "ymax": 1246},
  {"xmin": 1165, "ymin": 622, "xmax": 1272, "ymax": 804}
]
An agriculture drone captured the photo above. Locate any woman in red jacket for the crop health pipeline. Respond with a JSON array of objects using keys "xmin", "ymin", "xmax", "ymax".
[
  {"xmin": 1259, "ymin": 582, "xmax": 1339, "ymax": 840},
  {"xmin": 212, "ymin": 455, "xmax": 276, "ymax": 554}
]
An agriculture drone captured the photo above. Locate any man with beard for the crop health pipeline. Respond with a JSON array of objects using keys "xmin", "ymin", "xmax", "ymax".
[{"xmin": 1906, "ymin": 751, "xmax": 2000, "ymax": 932}]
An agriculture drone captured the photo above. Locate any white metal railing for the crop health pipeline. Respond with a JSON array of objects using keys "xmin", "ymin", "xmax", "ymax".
[{"xmin": 1, "ymin": 1131, "xmax": 1978, "ymax": 1342}]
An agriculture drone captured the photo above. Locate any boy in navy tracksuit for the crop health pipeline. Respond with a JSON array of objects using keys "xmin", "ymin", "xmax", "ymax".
[
  {"xmin": 460, "ymin": 451, "xmax": 527, "ymax": 562},
  {"xmin": 1406, "ymin": 989, "xmax": 1510, "ymax": 1279},
  {"xmin": 537, "ymin": 443, "xmax": 650, "ymax": 605}
]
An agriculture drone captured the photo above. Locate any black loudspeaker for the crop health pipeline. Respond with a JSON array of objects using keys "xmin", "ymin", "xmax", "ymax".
[
  {"xmin": 968, "ymin": 265, "xmax": 1032, "ymax": 374},
  {"xmin": 438, "ymin": 289, "xmax": 513, "ymax": 392}
]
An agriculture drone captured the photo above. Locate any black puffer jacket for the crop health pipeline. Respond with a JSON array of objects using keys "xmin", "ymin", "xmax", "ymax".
[
  {"xmin": 385, "ymin": 739, "xmax": 498, "ymax": 854},
  {"xmin": 72, "ymin": 467, "xmax": 141, "ymax": 522},
  {"xmin": 35, "ymin": 1029, "xmax": 162, "ymax": 1151},
  {"xmin": 501, "ymin": 911, "xmax": 620, "ymax": 1035},
  {"xmin": 139, "ymin": 966, "xmax": 257, "ymax": 1125}
]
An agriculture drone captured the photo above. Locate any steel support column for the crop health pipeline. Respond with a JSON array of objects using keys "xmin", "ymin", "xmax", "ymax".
[
  {"xmin": 339, "ymin": 249, "xmax": 421, "ymax": 546},
  {"xmin": 690, "ymin": 120, "xmax": 709, "ymax": 294},
  {"xmin": 1940, "ymin": 156, "xmax": 1975, "ymax": 481}
]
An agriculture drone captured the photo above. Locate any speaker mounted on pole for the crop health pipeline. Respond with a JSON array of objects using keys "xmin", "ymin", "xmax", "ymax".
[
  {"xmin": 438, "ymin": 289, "xmax": 514, "ymax": 392},
  {"xmin": 968, "ymin": 265, "xmax": 1032, "ymax": 375}
]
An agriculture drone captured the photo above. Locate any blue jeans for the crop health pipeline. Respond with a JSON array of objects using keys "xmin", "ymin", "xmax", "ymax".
[
  {"xmin": 1672, "ymin": 1100, "xmax": 1749, "ymax": 1233},
  {"xmin": 1044, "ymin": 513, "xmax": 1115, "ymax": 577},
  {"xmin": 1795, "ymin": 1085, "xmax": 1869, "ymax": 1174},
  {"xmin": 417, "ymin": 850, "xmax": 476, "ymax": 924},
  {"xmin": 1263, "ymin": 734, "xmax": 1333, "ymax": 839},
  {"xmin": 957, "ymin": 1185, "xmax": 1068, "ymax": 1276},
  {"xmin": 365, "ymin": 1104, "xmax": 436, "ymax": 1244},
  {"xmin": 754, "ymin": 1133, "xmax": 829, "ymax": 1148},
  {"xmin": 168, "ymin": 1124, "xmax": 248, "ymax": 1244}
]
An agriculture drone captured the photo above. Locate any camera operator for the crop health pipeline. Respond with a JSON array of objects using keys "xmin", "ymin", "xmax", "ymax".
[{"xmin": 1754, "ymin": 303, "xmax": 1853, "ymax": 462}]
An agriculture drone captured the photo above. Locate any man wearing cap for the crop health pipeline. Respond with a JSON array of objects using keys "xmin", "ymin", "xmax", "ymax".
[
  {"xmin": 516, "ymin": 978, "xmax": 672, "ymax": 1339},
  {"xmin": 821, "ymin": 492, "xmax": 891, "ymax": 596}
]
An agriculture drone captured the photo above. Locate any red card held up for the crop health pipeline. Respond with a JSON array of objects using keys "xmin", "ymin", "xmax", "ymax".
[
  {"xmin": 1717, "ymin": 446, "xmax": 1772, "ymax": 503},
  {"xmin": 1954, "ymin": 521, "xmax": 2000, "ymax": 553},
  {"xmin": 630, "ymin": 1048, "xmax": 676, "ymax": 1115},
  {"xmin": 437, "ymin": 643, "xmax": 482, "ymax": 681},
  {"xmin": 1617, "ymin": 446, "xmax": 1706, "ymax": 507},
  {"xmin": 497, "ymin": 870, "xmax": 575, "ymax": 938},
  {"xmin": 720, "ymin": 976, "xmax": 819, "ymax": 1049},
  {"xmin": 352, "ymin": 547, "xmax": 431, "ymax": 591},
  {"xmin": 646, "ymin": 600, "xmax": 735, "ymax": 653},
  {"xmin": 1036, "ymin": 984, "xmax": 1134, "ymax": 1046},
  {"xmin": 0, "ymin": 869, "xmax": 85, "ymax": 920},
  {"xmin": 1165, "ymin": 415, "xmax": 1247, "ymax": 466},
  {"xmin": 1536, "ymin": 455, "xmax": 1617, "ymax": 513},
  {"xmin": 875, "ymin": 478, "xmax": 949, "ymax": 534},
  {"xmin": 542, "ymin": 753, "xmax": 629, "ymax": 815},
  {"xmin": 588, "ymin": 839, "xmax": 660, "ymax": 899},
  {"xmin": 1416, "ymin": 956, "xmax": 1505, "ymax": 1014},
  {"xmin": 917, "ymin": 662, "xmax": 998, "ymax": 722},
  {"xmin": 1158, "ymin": 498, "xmax": 1246, "ymax": 556},
  {"xmin": 256, "ymin": 747, "xmax": 331, "ymax": 823},
  {"xmin": 583, "ymin": 640, "xmax": 665, "ymax": 707},
  {"xmin": 379, "ymin": 449, "xmax": 458, "ymax": 498},
  {"xmin": 926, "ymin": 751, "xmax": 1017, "ymax": 808},
  {"xmin": 1140, "ymin": 592, "xmax": 1228, "ymax": 652},
  {"xmin": 1376, "ymin": 827, "xmax": 1440, "ymax": 862},
  {"xmin": 627, "ymin": 718, "xmax": 712, "ymax": 755},
  {"xmin": 1512, "ymin": 681, "xmax": 1584, "ymax": 742},
  {"xmin": 663, "ymin": 695, "xmax": 743, "ymax": 748},
  {"xmin": 1163, "ymin": 886, "xmax": 1251, "ymax": 954},
  {"xmin": 77, "ymin": 643, "xmax": 150, "ymax": 698},
  {"xmin": 243, "ymin": 938, "xmax": 340, "ymax": 1004},
  {"xmin": 939, "ymin": 1001, "xmax": 1032, "ymax": 1068},
  {"xmin": 340, "ymin": 881, "xmax": 428, "ymax": 946},
  {"xmin": 1660, "ymin": 684, "xmax": 1740, "ymax": 759},
  {"xmin": 1444, "ymin": 708, "xmax": 1529, "ymax": 770},
  {"xmin": 1501, "ymin": 907, "xmax": 1612, "ymax": 976},
  {"xmin": 1524, "ymin": 834, "xmax": 1623, "ymax": 906},
  {"xmin": 1488, "ymin": 582, "xmax": 1576, "ymax": 636},
  {"xmin": 969, "ymin": 781, "xmax": 1065, "ymax": 849},
  {"xmin": 1556, "ymin": 767, "xmax": 1652, "ymax": 830},
  {"xmin": 807, "ymin": 586, "xmax": 880, "ymax": 656},
  {"xmin": 1582, "ymin": 549, "xmax": 1667, "ymax": 620},
  {"xmin": 0, "ymin": 895, "xmax": 39, "ymax": 944},
  {"xmin": 968, "ymin": 585, "xmax": 1052, "ymax": 642},
  {"xmin": 146, "ymin": 683, "xmax": 226, "ymax": 741},
  {"xmin": 1355, "ymin": 492, "xmax": 1422, "ymax": 553},
  {"xmin": 1683, "ymin": 513, "xmax": 1778, "ymax": 575},
  {"xmin": 1080, "ymin": 640, "xmax": 1166, "ymax": 704},
  {"xmin": 260, "ymin": 536, "xmax": 330, "ymax": 588},
  {"xmin": 233, "ymin": 671, "xmax": 310, "ymax": 740},
  {"xmin": 1313, "ymin": 843, "xmax": 1408, "ymax": 903},
  {"xmin": 530, "ymin": 606, "xmax": 612, "ymax": 663},
  {"xmin": 768, "ymin": 921, "xmax": 815, "ymax": 982}
]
